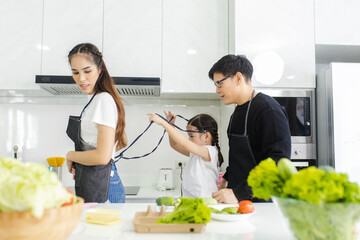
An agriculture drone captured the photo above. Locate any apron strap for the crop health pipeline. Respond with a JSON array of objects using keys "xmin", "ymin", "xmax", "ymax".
[
  {"xmin": 156, "ymin": 114, "xmax": 208, "ymax": 133},
  {"xmin": 80, "ymin": 93, "xmax": 97, "ymax": 118},
  {"xmin": 244, "ymin": 89, "xmax": 255, "ymax": 136},
  {"xmin": 114, "ymin": 121, "xmax": 166, "ymax": 162},
  {"xmin": 114, "ymin": 113, "xmax": 206, "ymax": 162}
]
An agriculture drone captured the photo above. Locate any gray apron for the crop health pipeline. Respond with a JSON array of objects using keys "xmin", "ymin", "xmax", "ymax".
[
  {"xmin": 227, "ymin": 90, "xmax": 258, "ymax": 200},
  {"xmin": 66, "ymin": 93, "xmax": 112, "ymax": 203}
]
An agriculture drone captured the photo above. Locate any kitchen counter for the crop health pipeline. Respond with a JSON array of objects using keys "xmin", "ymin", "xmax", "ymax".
[{"xmin": 68, "ymin": 202, "xmax": 296, "ymax": 240}]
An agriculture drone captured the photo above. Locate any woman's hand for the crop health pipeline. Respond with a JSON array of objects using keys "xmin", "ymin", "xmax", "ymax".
[
  {"xmin": 164, "ymin": 110, "xmax": 176, "ymax": 124},
  {"xmin": 71, "ymin": 166, "xmax": 76, "ymax": 180},
  {"xmin": 66, "ymin": 152, "xmax": 73, "ymax": 173}
]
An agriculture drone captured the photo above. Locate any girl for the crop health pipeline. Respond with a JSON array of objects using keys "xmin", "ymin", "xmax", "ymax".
[
  {"xmin": 66, "ymin": 43, "xmax": 127, "ymax": 203},
  {"xmin": 148, "ymin": 111, "xmax": 223, "ymax": 198}
]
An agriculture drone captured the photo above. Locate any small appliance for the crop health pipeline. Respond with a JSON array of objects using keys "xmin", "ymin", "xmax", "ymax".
[{"xmin": 156, "ymin": 168, "xmax": 174, "ymax": 191}]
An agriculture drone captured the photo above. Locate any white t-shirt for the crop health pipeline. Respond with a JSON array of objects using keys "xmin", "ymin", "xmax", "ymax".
[
  {"xmin": 81, "ymin": 92, "xmax": 118, "ymax": 159},
  {"xmin": 182, "ymin": 145, "xmax": 219, "ymax": 198}
]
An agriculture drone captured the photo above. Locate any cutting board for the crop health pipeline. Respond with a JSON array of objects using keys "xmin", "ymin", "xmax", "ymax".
[{"xmin": 133, "ymin": 205, "xmax": 206, "ymax": 233}]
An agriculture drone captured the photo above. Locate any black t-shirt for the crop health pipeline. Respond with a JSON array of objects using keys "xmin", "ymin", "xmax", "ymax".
[{"xmin": 223, "ymin": 92, "xmax": 291, "ymax": 201}]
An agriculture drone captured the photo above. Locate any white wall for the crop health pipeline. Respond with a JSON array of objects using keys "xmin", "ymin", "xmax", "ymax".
[{"xmin": 0, "ymin": 96, "xmax": 221, "ymax": 189}]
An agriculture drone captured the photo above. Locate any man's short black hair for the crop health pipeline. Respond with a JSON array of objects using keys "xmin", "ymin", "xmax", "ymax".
[{"xmin": 208, "ymin": 54, "xmax": 253, "ymax": 82}]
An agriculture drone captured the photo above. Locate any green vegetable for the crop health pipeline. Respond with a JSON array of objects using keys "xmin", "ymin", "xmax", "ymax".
[
  {"xmin": 219, "ymin": 207, "xmax": 238, "ymax": 214},
  {"xmin": 156, "ymin": 196, "xmax": 175, "ymax": 206},
  {"xmin": 200, "ymin": 198, "xmax": 217, "ymax": 206},
  {"xmin": 247, "ymin": 158, "xmax": 360, "ymax": 240},
  {"xmin": 0, "ymin": 158, "xmax": 71, "ymax": 218},
  {"xmin": 173, "ymin": 197, "xmax": 217, "ymax": 206},
  {"xmin": 157, "ymin": 197, "xmax": 210, "ymax": 224},
  {"xmin": 209, "ymin": 207, "xmax": 222, "ymax": 214},
  {"xmin": 278, "ymin": 158, "xmax": 298, "ymax": 181},
  {"xmin": 282, "ymin": 167, "xmax": 360, "ymax": 204},
  {"xmin": 247, "ymin": 158, "xmax": 285, "ymax": 200}
]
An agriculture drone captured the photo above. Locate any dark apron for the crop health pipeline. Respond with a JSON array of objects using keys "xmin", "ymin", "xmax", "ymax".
[
  {"xmin": 66, "ymin": 93, "xmax": 112, "ymax": 203},
  {"xmin": 227, "ymin": 90, "xmax": 258, "ymax": 200}
]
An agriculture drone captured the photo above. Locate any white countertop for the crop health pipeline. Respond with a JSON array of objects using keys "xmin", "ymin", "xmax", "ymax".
[{"xmin": 68, "ymin": 202, "xmax": 296, "ymax": 240}]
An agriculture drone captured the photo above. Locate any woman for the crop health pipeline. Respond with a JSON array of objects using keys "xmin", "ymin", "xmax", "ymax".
[{"xmin": 66, "ymin": 43, "xmax": 127, "ymax": 203}]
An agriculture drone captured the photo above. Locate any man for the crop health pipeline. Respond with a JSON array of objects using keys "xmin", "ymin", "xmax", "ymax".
[{"xmin": 210, "ymin": 54, "xmax": 291, "ymax": 203}]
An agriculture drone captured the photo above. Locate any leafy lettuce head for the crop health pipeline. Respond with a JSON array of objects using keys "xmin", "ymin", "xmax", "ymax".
[
  {"xmin": 282, "ymin": 166, "xmax": 360, "ymax": 204},
  {"xmin": 247, "ymin": 158, "xmax": 285, "ymax": 200},
  {"xmin": 0, "ymin": 158, "xmax": 71, "ymax": 218}
]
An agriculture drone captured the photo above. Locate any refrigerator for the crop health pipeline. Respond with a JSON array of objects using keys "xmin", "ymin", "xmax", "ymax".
[{"xmin": 317, "ymin": 62, "xmax": 360, "ymax": 185}]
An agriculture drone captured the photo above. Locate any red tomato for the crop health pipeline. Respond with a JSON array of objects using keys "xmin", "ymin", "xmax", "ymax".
[
  {"xmin": 61, "ymin": 189, "xmax": 74, "ymax": 207},
  {"xmin": 238, "ymin": 200, "xmax": 255, "ymax": 214}
]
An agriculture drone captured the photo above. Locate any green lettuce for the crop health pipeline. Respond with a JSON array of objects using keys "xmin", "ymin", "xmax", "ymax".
[
  {"xmin": 247, "ymin": 158, "xmax": 360, "ymax": 204},
  {"xmin": 282, "ymin": 166, "xmax": 360, "ymax": 204},
  {"xmin": 247, "ymin": 158, "xmax": 285, "ymax": 200},
  {"xmin": 0, "ymin": 158, "xmax": 71, "ymax": 218},
  {"xmin": 248, "ymin": 159, "xmax": 360, "ymax": 240},
  {"xmin": 157, "ymin": 197, "xmax": 210, "ymax": 224}
]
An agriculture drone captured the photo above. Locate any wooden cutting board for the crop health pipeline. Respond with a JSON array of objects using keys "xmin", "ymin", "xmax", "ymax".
[{"xmin": 133, "ymin": 205, "xmax": 206, "ymax": 233}]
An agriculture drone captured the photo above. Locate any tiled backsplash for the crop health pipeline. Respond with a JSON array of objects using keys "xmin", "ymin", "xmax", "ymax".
[{"xmin": 0, "ymin": 95, "xmax": 230, "ymax": 189}]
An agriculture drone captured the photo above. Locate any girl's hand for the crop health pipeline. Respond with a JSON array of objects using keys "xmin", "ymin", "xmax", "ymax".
[
  {"xmin": 148, "ymin": 113, "xmax": 166, "ymax": 125},
  {"xmin": 217, "ymin": 178, "xmax": 228, "ymax": 190},
  {"xmin": 164, "ymin": 110, "xmax": 176, "ymax": 124}
]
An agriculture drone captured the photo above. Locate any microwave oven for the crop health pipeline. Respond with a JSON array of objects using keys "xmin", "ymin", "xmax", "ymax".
[{"xmin": 258, "ymin": 88, "xmax": 316, "ymax": 162}]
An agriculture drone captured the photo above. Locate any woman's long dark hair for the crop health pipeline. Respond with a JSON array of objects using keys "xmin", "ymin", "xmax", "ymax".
[
  {"xmin": 188, "ymin": 114, "xmax": 224, "ymax": 167},
  {"xmin": 68, "ymin": 43, "xmax": 127, "ymax": 149}
]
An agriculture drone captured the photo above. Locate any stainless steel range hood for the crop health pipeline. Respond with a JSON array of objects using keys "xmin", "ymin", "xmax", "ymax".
[{"xmin": 35, "ymin": 75, "xmax": 160, "ymax": 96}]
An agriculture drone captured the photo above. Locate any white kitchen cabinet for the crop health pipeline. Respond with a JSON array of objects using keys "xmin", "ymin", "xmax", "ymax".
[
  {"xmin": 41, "ymin": 0, "xmax": 103, "ymax": 75},
  {"xmin": 315, "ymin": 0, "xmax": 360, "ymax": 45},
  {"xmin": 233, "ymin": 0, "xmax": 315, "ymax": 88},
  {"xmin": 103, "ymin": 0, "xmax": 162, "ymax": 78},
  {"xmin": 0, "ymin": 1, "xmax": 42, "ymax": 90},
  {"xmin": 162, "ymin": 0, "xmax": 228, "ymax": 93}
]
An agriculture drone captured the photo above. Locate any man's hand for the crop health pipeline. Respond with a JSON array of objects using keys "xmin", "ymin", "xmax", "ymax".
[{"xmin": 212, "ymin": 189, "xmax": 238, "ymax": 204}]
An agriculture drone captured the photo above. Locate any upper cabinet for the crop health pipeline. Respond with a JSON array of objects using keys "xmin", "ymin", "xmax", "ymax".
[
  {"xmin": 232, "ymin": 0, "xmax": 315, "ymax": 88},
  {"xmin": 103, "ymin": 0, "xmax": 162, "ymax": 78},
  {"xmin": 0, "ymin": 0, "xmax": 42, "ymax": 90},
  {"xmin": 314, "ymin": 0, "xmax": 360, "ymax": 65},
  {"xmin": 161, "ymin": 0, "xmax": 229, "ymax": 93},
  {"xmin": 41, "ymin": 0, "xmax": 103, "ymax": 75},
  {"xmin": 315, "ymin": 0, "xmax": 360, "ymax": 45}
]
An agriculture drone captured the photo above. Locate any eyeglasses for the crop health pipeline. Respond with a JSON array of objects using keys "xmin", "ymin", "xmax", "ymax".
[{"xmin": 213, "ymin": 75, "xmax": 233, "ymax": 88}]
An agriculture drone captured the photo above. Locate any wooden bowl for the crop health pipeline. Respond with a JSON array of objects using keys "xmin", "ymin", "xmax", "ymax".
[{"xmin": 0, "ymin": 197, "xmax": 84, "ymax": 240}]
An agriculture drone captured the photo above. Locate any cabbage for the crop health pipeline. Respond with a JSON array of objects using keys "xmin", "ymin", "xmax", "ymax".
[{"xmin": 0, "ymin": 158, "xmax": 71, "ymax": 218}]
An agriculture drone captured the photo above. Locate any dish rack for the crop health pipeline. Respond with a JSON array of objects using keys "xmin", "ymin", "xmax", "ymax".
[{"xmin": 132, "ymin": 205, "xmax": 206, "ymax": 233}]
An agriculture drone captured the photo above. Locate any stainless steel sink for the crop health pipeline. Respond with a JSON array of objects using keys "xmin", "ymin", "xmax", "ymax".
[{"xmin": 124, "ymin": 186, "xmax": 140, "ymax": 195}]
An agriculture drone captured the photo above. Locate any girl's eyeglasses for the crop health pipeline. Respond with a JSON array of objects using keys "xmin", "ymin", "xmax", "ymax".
[{"xmin": 213, "ymin": 75, "xmax": 233, "ymax": 88}]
